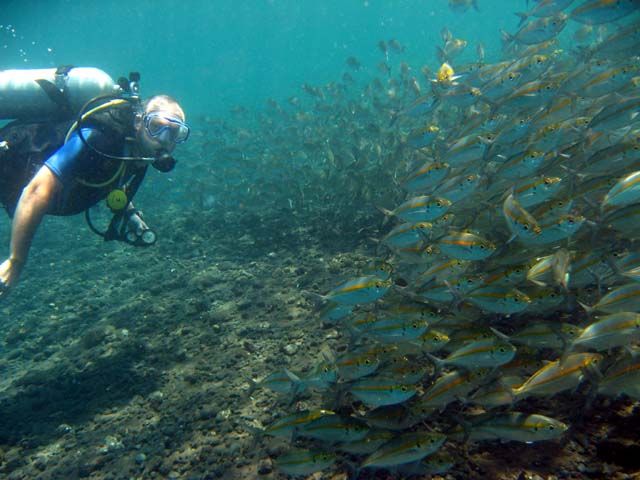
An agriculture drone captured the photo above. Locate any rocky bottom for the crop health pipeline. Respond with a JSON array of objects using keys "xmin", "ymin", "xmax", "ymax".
[{"xmin": 0, "ymin": 217, "xmax": 638, "ymax": 480}]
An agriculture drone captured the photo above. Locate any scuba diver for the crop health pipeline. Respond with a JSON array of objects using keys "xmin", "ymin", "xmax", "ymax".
[{"xmin": 0, "ymin": 66, "xmax": 190, "ymax": 296}]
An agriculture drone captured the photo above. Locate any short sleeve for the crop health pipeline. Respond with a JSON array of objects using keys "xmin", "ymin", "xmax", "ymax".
[{"xmin": 44, "ymin": 128, "xmax": 104, "ymax": 186}]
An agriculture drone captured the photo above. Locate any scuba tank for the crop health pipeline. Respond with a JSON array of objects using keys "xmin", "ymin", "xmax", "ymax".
[{"xmin": 0, "ymin": 66, "xmax": 119, "ymax": 120}]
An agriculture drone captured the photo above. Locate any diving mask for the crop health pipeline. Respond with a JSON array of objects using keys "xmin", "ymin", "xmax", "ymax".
[{"xmin": 144, "ymin": 112, "xmax": 190, "ymax": 144}]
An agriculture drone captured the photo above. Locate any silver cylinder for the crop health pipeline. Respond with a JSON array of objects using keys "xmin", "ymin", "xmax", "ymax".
[{"xmin": 0, "ymin": 67, "xmax": 119, "ymax": 120}]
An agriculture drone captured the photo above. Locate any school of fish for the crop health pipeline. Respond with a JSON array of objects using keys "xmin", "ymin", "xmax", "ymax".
[{"xmin": 243, "ymin": 0, "xmax": 640, "ymax": 477}]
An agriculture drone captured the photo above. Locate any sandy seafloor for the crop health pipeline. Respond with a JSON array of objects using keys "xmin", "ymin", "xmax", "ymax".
[{"xmin": 0, "ymin": 202, "xmax": 639, "ymax": 480}]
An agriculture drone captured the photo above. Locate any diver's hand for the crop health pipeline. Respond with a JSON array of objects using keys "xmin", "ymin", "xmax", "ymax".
[
  {"xmin": 0, "ymin": 257, "xmax": 24, "ymax": 297},
  {"xmin": 127, "ymin": 210, "xmax": 149, "ymax": 237}
]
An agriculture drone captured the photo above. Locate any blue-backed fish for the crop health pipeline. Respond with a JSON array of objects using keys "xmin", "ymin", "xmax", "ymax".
[
  {"xmin": 512, "ymin": 352, "xmax": 602, "ymax": 399},
  {"xmin": 516, "ymin": 0, "xmax": 576, "ymax": 24},
  {"xmin": 448, "ymin": 0, "xmax": 480, "ymax": 13},
  {"xmin": 582, "ymin": 283, "xmax": 640, "ymax": 314},
  {"xmin": 569, "ymin": 312, "xmax": 640, "ymax": 352},
  {"xmin": 337, "ymin": 430, "xmax": 397, "ymax": 455},
  {"xmin": 274, "ymin": 449, "xmax": 337, "ymax": 477},
  {"xmin": 502, "ymin": 193, "xmax": 542, "ymax": 240},
  {"xmin": 429, "ymin": 338, "xmax": 517, "ymax": 369},
  {"xmin": 326, "ymin": 276, "xmax": 392, "ymax": 305},
  {"xmin": 349, "ymin": 377, "xmax": 418, "ymax": 406},
  {"xmin": 437, "ymin": 231, "xmax": 497, "ymax": 261},
  {"xmin": 506, "ymin": 322, "xmax": 582, "ymax": 349},
  {"xmin": 263, "ymin": 409, "xmax": 329, "ymax": 439},
  {"xmin": 515, "ymin": 176, "xmax": 562, "ymax": 208},
  {"xmin": 449, "ymin": 412, "xmax": 569, "ymax": 443},
  {"xmin": 382, "ymin": 222, "xmax": 433, "ymax": 250},
  {"xmin": 362, "ymin": 431, "xmax": 447, "ymax": 468},
  {"xmin": 407, "ymin": 125, "xmax": 440, "ymax": 149},
  {"xmin": 602, "ymin": 170, "xmax": 640, "ymax": 210},
  {"xmin": 569, "ymin": 0, "xmax": 640, "ymax": 25},
  {"xmin": 365, "ymin": 316, "xmax": 430, "ymax": 344},
  {"xmin": 501, "ymin": 14, "xmax": 568, "ymax": 46},
  {"xmin": 402, "ymin": 162, "xmax": 451, "ymax": 193},
  {"xmin": 381, "ymin": 196, "xmax": 452, "ymax": 223},
  {"xmin": 465, "ymin": 285, "xmax": 531, "ymax": 314},
  {"xmin": 598, "ymin": 349, "xmax": 640, "ymax": 399},
  {"xmin": 336, "ymin": 350, "xmax": 381, "ymax": 381},
  {"xmin": 300, "ymin": 412, "xmax": 370, "ymax": 443},
  {"xmin": 414, "ymin": 368, "xmax": 490, "ymax": 410}
]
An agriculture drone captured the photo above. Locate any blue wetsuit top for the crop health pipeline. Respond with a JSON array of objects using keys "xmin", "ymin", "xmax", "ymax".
[
  {"xmin": 43, "ymin": 127, "xmax": 140, "ymax": 216},
  {"xmin": 45, "ymin": 128, "xmax": 102, "ymax": 186}
]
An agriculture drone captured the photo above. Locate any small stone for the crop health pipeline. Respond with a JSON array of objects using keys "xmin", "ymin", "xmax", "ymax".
[
  {"xmin": 148, "ymin": 391, "xmax": 165, "ymax": 409},
  {"xmin": 56, "ymin": 423, "xmax": 73, "ymax": 434},
  {"xmin": 258, "ymin": 459, "xmax": 273, "ymax": 475},
  {"xmin": 216, "ymin": 409, "xmax": 231, "ymax": 421},
  {"xmin": 283, "ymin": 344, "xmax": 298, "ymax": 355}
]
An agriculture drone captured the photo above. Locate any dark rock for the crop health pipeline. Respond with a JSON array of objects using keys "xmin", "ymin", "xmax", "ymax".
[{"xmin": 258, "ymin": 459, "xmax": 273, "ymax": 475}]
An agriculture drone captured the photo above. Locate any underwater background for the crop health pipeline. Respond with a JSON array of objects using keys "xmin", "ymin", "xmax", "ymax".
[
  {"xmin": 2, "ymin": 1, "xmax": 640, "ymax": 479},
  {"xmin": 2, "ymin": 0, "xmax": 522, "ymax": 118}
]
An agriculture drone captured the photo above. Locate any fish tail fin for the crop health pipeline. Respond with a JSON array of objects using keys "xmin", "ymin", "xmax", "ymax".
[
  {"xmin": 449, "ymin": 414, "xmax": 474, "ymax": 444},
  {"xmin": 478, "ymin": 95, "xmax": 500, "ymax": 117},
  {"xmin": 242, "ymin": 423, "xmax": 265, "ymax": 451},
  {"xmin": 499, "ymin": 29, "xmax": 514, "ymax": 48},
  {"xmin": 284, "ymin": 368, "xmax": 308, "ymax": 400},
  {"xmin": 489, "ymin": 326, "xmax": 511, "ymax": 342},
  {"xmin": 498, "ymin": 378, "xmax": 519, "ymax": 408},
  {"xmin": 515, "ymin": 12, "xmax": 529, "ymax": 27},
  {"xmin": 578, "ymin": 301, "xmax": 595, "ymax": 316},
  {"xmin": 247, "ymin": 378, "xmax": 259, "ymax": 396},
  {"xmin": 377, "ymin": 206, "xmax": 395, "ymax": 226},
  {"xmin": 301, "ymin": 290, "xmax": 329, "ymax": 310},
  {"xmin": 558, "ymin": 331, "xmax": 576, "ymax": 365},
  {"xmin": 425, "ymin": 352, "xmax": 445, "ymax": 376}
]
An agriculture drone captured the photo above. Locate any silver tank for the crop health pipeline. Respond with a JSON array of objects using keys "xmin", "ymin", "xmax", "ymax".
[{"xmin": 0, "ymin": 67, "xmax": 119, "ymax": 120}]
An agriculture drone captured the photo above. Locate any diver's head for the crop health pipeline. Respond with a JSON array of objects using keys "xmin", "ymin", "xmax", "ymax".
[{"xmin": 135, "ymin": 95, "xmax": 189, "ymax": 157}]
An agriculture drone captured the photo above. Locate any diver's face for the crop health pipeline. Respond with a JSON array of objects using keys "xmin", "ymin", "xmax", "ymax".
[{"xmin": 136, "ymin": 109, "xmax": 189, "ymax": 155}]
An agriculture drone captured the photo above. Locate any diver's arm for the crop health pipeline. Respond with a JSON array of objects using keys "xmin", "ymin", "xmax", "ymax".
[{"xmin": 0, "ymin": 166, "xmax": 62, "ymax": 291}]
